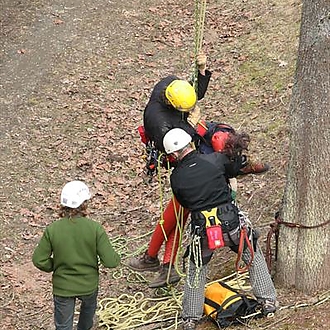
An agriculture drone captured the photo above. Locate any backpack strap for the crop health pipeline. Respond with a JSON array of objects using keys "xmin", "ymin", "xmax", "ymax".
[
  {"xmin": 218, "ymin": 280, "xmax": 240, "ymax": 293},
  {"xmin": 205, "ymin": 287, "xmax": 244, "ymax": 318},
  {"xmin": 207, "ymin": 298, "xmax": 244, "ymax": 328},
  {"xmin": 205, "ymin": 297, "xmax": 221, "ymax": 312}
]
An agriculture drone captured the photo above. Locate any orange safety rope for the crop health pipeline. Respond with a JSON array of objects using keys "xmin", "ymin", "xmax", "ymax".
[{"xmin": 266, "ymin": 212, "xmax": 330, "ymax": 272}]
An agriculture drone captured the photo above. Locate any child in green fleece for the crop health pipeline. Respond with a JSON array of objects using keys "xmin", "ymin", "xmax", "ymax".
[{"xmin": 32, "ymin": 180, "xmax": 121, "ymax": 330}]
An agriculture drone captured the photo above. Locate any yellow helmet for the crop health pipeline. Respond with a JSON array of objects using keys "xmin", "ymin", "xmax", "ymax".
[{"xmin": 165, "ymin": 80, "xmax": 197, "ymax": 112}]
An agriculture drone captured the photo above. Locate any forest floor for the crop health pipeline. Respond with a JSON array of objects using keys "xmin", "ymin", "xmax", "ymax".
[{"xmin": 0, "ymin": 0, "xmax": 329, "ymax": 329}]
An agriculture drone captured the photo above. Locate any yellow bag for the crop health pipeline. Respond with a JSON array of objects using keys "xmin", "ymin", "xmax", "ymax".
[{"xmin": 204, "ymin": 281, "xmax": 259, "ymax": 328}]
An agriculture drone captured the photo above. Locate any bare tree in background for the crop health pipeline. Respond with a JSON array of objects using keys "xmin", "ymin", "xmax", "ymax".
[{"xmin": 275, "ymin": 1, "xmax": 330, "ymax": 293}]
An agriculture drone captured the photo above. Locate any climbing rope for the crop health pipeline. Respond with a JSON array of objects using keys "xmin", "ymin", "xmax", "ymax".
[
  {"xmin": 157, "ymin": 151, "xmax": 168, "ymax": 241},
  {"xmin": 192, "ymin": 0, "xmax": 207, "ymax": 88},
  {"xmin": 194, "ymin": 0, "xmax": 207, "ymax": 55},
  {"xmin": 97, "ymin": 287, "xmax": 183, "ymax": 330},
  {"xmin": 278, "ymin": 290, "xmax": 330, "ymax": 311},
  {"xmin": 97, "ymin": 272, "xmax": 251, "ymax": 330},
  {"xmin": 110, "ymin": 231, "xmax": 153, "ymax": 260},
  {"xmin": 167, "ymin": 198, "xmax": 186, "ymax": 281}
]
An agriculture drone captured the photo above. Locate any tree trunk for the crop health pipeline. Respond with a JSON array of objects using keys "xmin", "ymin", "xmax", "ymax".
[{"xmin": 275, "ymin": 0, "xmax": 330, "ymax": 293}]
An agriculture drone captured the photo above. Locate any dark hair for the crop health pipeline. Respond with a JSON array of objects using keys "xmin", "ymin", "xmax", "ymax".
[
  {"xmin": 58, "ymin": 202, "xmax": 88, "ymax": 218},
  {"xmin": 161, "ymin": 89, "xmax": 172, "ymax": 107},
  {"xmin": 223, "ymin": 132, "xmax": 250, "ymax": 159}
]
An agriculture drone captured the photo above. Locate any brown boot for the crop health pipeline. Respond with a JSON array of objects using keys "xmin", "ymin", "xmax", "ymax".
[
  {"xmin": 148, "ymin": 263, "xmax": 181, "ymax": 288},
  {"xmin": 128, "ymin": 251, "xmax": 160, "ymax": 272},
  {"xmin": 239, "ymin": 161, "xmax": 270, "ymax": 175}
]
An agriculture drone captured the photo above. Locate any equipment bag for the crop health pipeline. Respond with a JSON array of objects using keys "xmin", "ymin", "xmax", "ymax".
[{"xmin": 204, "ymin": 281, "xmax": 260, "ymax": 328}]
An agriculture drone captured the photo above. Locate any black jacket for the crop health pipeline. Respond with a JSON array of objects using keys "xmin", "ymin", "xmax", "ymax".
[
  {"xmin": 170, "ymin": 150, "xmax": 242, "ymax": 212},
  {"xmin": 143, "ymin": 71, "xmax": 211, "ymax": 152}
]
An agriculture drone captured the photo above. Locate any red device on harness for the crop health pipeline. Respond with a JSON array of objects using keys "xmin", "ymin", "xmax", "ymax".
[
  {"xmin": 206, "ymin": 225, "xmax": 225, "ymax": 249},
  {"xmin": 202, "ymin": 208, "xmax": 225, "ymax": 250}
]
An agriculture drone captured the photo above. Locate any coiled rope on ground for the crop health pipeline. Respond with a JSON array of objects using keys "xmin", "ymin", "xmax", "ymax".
[
  {"xmin": 110, "ymin": 231, "xmax": 153, "ymax": 260},
  {"xmin": 98, "ymin": 270, "xmax": 330, "ymax": 330},
  {"xmin": 97, "ymin": 272, "xmax": 250, "ymax": 330}
]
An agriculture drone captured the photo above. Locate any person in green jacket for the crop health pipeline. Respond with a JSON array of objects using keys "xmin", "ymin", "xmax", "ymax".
[{"xmin": 32, "ymin": 180, "xmax": 121, "ymax": 330}]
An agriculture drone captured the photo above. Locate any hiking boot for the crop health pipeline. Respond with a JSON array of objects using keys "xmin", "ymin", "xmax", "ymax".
[
  {"xmin": 259, "ymin": 299, "xmax": 277, "ymax": 315},
  {"xmin": 127, "ymin": 251, "xmax": 160, "ymax": 272},
  {"xmin": 182, "ymin": 319, "xmax": 198, "ymax": 330},
  {"xmin": 148, "ymin": 263, "xmax": 181, "ymax": 288},
  {"xmin": 239, "ymin": 161, "xmax": 270, "ymax": 175}
]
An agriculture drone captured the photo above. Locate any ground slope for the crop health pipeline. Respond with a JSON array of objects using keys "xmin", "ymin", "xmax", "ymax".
[{"xmin": 0, "ymin": 0, "xmax": 328, "ymax": 329}]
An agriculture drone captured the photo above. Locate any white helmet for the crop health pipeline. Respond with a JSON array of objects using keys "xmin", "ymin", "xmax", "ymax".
[
  {"xmin": 163, "ymin": 128, "xmax": 192, "ymax": 154},
  {"xmin": 60, "ymin": 180, "xmax": 91, "ymax": 208}
]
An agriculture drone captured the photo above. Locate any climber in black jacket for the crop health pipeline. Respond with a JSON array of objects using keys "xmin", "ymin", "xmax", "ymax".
[{"xmin": 143, "ymin": 52, "xmax": 211, "ymax": 152}]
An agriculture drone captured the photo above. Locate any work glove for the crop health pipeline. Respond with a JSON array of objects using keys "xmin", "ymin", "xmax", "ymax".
[
  {"xmin": 187, "ymin": 105, "xmax": 202, "ymax": 128},
  {"xmin": 196, "ymin": 51, "xmax": 207, "ymax": 73}
]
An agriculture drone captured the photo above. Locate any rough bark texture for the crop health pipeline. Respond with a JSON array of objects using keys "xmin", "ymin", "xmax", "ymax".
[{"xmin": 276, "ymin": 0, "xmax": 330, "ymax": 292}]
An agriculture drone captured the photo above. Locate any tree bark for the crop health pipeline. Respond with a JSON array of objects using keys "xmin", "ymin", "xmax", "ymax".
[{"xmin": 276, "ymin": 0, "xmax": 330, "ymax": 293}]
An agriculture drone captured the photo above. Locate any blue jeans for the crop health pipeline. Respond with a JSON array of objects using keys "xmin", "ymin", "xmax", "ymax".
[{"xmin": 53, "ymin": 289, "xmax": 98, "ymax": 330}]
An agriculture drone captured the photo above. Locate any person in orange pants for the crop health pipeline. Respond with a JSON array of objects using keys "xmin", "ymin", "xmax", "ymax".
[{"xmin": 129, "ymin": 196, "xmax": 191, "ymax": 288}]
